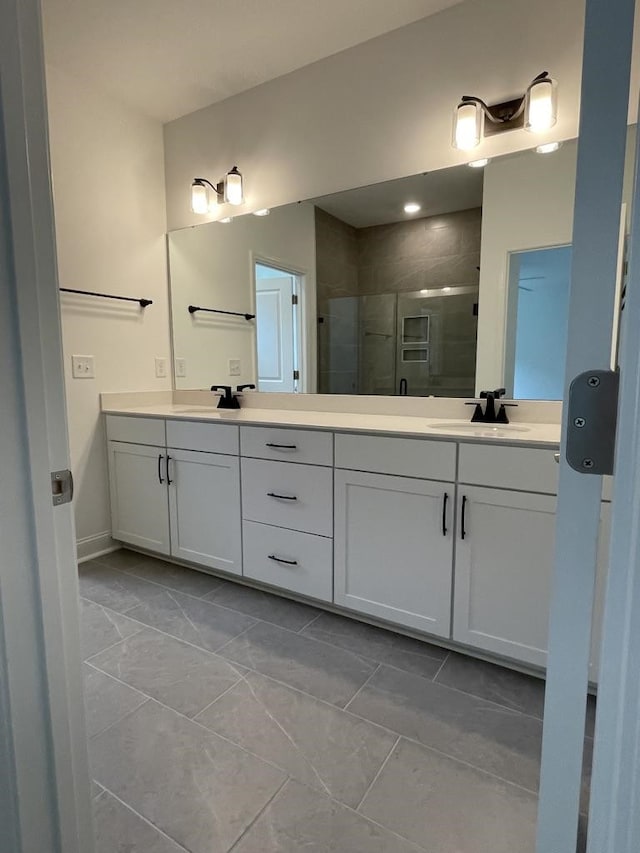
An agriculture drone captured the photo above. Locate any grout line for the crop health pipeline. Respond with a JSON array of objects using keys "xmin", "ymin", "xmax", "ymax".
[
  {"xmin": 354, "ymin": 735, "xmax": 401, "ymax": 812},
  {"xmin": 87, "ymin": 694, "xmax": 153, "ymax": 742},
  {"xmin": 296, "ymin": 611, "xmax": 324, "ymax": 634},
  {"xmin": 342, "ymin": 664, "xmax": 381, "ymax": 711},
  {"xmin": 430, "ymin": 651, "xmax": 450, "ymax": 683},
  {"xmin": 82, "ymin": 625, "xmax": 145, "ymax": 665},
  {"xmin": 94, "ymin": 784, "xmax": 192, "ymax": 852},
  {"xmin": 226, "ymin": 777, "xmax": 290, "ymax": 853},
  {"xmin": 192, "ymin": 676, "xmax": 246, "ymax": 722}
]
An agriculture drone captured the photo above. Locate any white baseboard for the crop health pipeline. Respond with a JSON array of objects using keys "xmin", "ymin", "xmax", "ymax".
[{"xmin": 76, "ymin": 531, "xmax": 117, "ymax": 564}]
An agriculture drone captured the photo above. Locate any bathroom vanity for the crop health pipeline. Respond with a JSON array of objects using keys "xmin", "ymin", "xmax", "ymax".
[{"xmin": 102, "ymin": 395, "xmax": 609, "ymax": 681}]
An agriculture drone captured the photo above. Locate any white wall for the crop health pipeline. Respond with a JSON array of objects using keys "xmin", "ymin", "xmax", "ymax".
[
  {"xmin": 46, "ymin": 65, "xmax": 171, "ymax": 559},
  {"xmin": 169, "ymin": 203, "xmax": 316, "ymax": 391},
  {"xmin": 163, "ymin": 0, "xmax": 594, "ymax": 231}
]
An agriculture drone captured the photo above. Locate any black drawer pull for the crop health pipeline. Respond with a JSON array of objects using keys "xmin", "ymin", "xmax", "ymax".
[
  {"xmin": 166, "ymin": 455, "xmax": 173, "ymax": 486},
  {"xmin": 461, "ymin": 495, "xmax": 467, "ymax": 540},
  {"xmin": 267, "ymin": 492, "xmax": 297, "ymax": 501},
  {"xmin": 268, "ymin": 555, "xmax": 298, "ymax": 566},
  {"xmin": 158, "ymin": 454, "xmax": 164, "ymax": 485},
  {"xmin": 266, "ymin": 442, "xmax": 297, "ymax": 450},
  {"xmin": 442, "ymin": 492, "xmax": 449, "ymax": 537}
]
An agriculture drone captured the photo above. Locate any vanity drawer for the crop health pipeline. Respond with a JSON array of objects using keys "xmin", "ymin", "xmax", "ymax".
[
  {"xmin": 106, "ymin": 415, "xmax": 166, "ymax": 447},
  {"xmin": 334, "ymin": 433, "xmax": 456, "ymax": 482},
  {"xmin": 243, "ymin": 521, "xmax": 333, "ymax": 602},
  {"xmin": 240, "ymin": 426, "xmax": 333, "ymax": 466},
  {"xmin": 166, "ymin": 420, "xmax": 239, "ymax": 455},
  {"xmin": 241, "ymin": 458, "xmax": 333, "ymax": 536},
  {"xmin": 458, "ymin": 443, "xmax": 559, "ymax": 494}
]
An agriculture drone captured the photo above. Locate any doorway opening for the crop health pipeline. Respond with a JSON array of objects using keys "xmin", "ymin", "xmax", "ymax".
[{"xmin": 254, "ymin": 261, "xmax": 304, "ymax": 393}]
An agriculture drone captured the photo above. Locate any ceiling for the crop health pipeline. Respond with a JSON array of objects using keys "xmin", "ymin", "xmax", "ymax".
[
  {"xmin": 312, "ymin": 165, "xmax": 484, "ymax": 228},
  {"xmin": 42, "ymin": 0, "xmax": 463, "ymax": 123}
]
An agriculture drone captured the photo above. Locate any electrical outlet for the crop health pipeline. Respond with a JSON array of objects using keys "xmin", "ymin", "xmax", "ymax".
[
  {"xmin": 155, "ymin": 357, "xmax": 168, "ymax": 378},
  {"xmin": 228, "ymin": 359, "xmax": 241, "ymax": 376},
  {"xmin": 175, "ymin": 358, "xmax": 187, "ymax": 378},
  {"xmin": 71, "ymin": 355, "xmax": 95, "ymax": 379}
]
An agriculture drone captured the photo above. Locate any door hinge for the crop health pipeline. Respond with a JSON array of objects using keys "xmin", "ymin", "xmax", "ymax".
[
  {"xmin": 566, "ymin": 369, "xmax": 619, "ymax": 475},
  {"xmin": 292, "ymin": 294, "xmax": 299, "ymax": 306},
  {"xmin": 293, "ymin": 369, "xmax": 300, "ymax": 380},
  {"xmin": 51, "ymin": 469, "xmax": 74, "ymax": 506}
]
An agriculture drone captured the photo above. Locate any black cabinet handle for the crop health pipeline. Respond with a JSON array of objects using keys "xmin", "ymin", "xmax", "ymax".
[
  {"xmin": 166, "ymin": 455, "xmax": 173, "ymax": 485},
  {"xmin": 268, "ymin": 555, "xmax": 298, "ymax": 566},
  {"xmin": 461, "ymin": 495, "xmax": 467, "ymax": 540},
  {"xmin": 267, "ymin": 492, "xmax": 297, "ymax": 501},
  {"xmin": 158, "ymin": 454, "xmax": 164, "ymax": 485},
  {"xmin": 442, "ymin": 492, "xmax": 449, "ymax": 536},
  {"xmin": 266, "ymin": 442, "xmax": 297, "ymax": 450}
]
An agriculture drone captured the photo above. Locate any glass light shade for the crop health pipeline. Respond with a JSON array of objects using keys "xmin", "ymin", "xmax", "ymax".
[
  {"xmin": 468, "ymin": 158, "xmax": 490, "ymax": 168},
  {"xmin": 224, "ymin": 167, "xmax": 244, "ymax": 205},
  {"xmin": 191, "ymin": 181, "xmax": 209, "ymax": 214},
  {"xmin": 525, "ymin": 79, "xmax": 557, "ymax": 132},
  {"xmin": 453, "ymin": 102, "xmax": 483, "ymax": 150}
]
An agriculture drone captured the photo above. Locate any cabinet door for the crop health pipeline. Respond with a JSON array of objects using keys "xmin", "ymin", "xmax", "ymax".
[
  {"xmin": 334, "ymin": 470, "xmax": 453, "ymax": 637},
  {"xmin": 108, "ymin": 441, "xmax": 170, "ymax": 555},
  {"xmin": 453, "ymin": 487, "xmax": 557, "ymax": 668},
  {"xmin": 168, "ymin": 449, "xmax": 242, "ymax": 575}
]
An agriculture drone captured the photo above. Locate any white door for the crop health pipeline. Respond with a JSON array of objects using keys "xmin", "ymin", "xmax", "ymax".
[
  {"xmin": 256, "ymin": 275, "xmax": 295, "ymax": 392},
  {"xmin": 454, "ymin": 487, "xmax": 557, "ymax": 668},
  {"xmin": 108, "ymin": 441, "xmax": 171, "ymax": 555},
  {"xmin": 168, "ymin": 449, "xmax": 242, "ymax": 574},
  {"xmin": 537, "ymin": 2, "xmax": 639, "ymax": 850},
  {"xmin": 334, "ymin": 469, "xmax": 453, "ymax": 637},
  {"xmin": 1, "ymin": 0, "xmax": 93, "ymax": 849}
]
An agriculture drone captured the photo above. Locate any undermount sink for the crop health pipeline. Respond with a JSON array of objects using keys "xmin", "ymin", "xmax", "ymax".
[{"xmin": 427, "ymin": 421, "xmax": 531, "ymax": 434}]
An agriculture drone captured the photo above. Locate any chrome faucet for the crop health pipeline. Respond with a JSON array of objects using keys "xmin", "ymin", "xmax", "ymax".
[{"xmin": 466, "ymin": 388, "xmax": 517, "ymax": 424}]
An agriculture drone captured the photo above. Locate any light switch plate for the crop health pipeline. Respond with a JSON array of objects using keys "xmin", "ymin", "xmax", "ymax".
[
  {"xmin": 175, "ymin": 358, "xmax": 187, "ymax": 378},
  {"xmin": 155, "ymin": 357, "xmax": 168, "ymax": 378},
  {"xmin": 229, "ymin": 359, "xmax": 241, "ymax": 376},
  {"xmin": 71, "ymin": 355, "xmax": 95, "ymax": 379}
]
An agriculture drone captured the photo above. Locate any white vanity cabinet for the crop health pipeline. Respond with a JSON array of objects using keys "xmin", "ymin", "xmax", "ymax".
[
  {"xmin": 107, "ymin": 439, "xmax": 171, "ymax": 555},
  {"xmin": 106, "ymin": 415, "xmax": 242, "ymax": 574},
  {"xmin": 333, "ymin": 434, "xmax": 456, "ymax": 637}
]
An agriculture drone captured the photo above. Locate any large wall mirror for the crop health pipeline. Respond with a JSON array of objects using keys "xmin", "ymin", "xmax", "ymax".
[{"xmin": 168, "ymin": 127, "xmax": 635, "ymax": 400}]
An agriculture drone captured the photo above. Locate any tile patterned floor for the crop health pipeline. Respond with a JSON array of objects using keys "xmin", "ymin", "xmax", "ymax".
[{"xmin": 81, "ymin": 549, "xmax": 593, "ymax": 853}]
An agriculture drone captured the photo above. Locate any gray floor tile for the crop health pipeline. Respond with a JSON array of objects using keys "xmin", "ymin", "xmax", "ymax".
[
  {"xmin": 79, "ymin": 562, "xmax": 168, "ymax": 614},
  {"xmin": 302, "ymin": 611, "xmax": 446, "ymax": 679},
  {"xmin": 359, "ymin": 738, "xmax": 538, "ymax": 853},
  {"xmin": 90, "ymin": 700, "xmax": 285, "ymax": 853},
  {"xmin": 91, "ymin": 780, "xmax": 104, "ymax": 799},
  {"xmin": 83, "ymin": 664, "xmax": 147, "ymax": 738},
  {"xmin": 219, "ymin": 621, "xmax": 377, "ymax": 708},
  {"xmin": 95, "ymin": 549, "xmax": 147, "ymax": 572},
  {"xmin": 124, "ymin": 588, "xmax": 256, "ymax": 653},
  {"xmin": 196, "ymin": 671, "xmax": 396, "ymax": 808},
  {"xmin": 121, "ymin": 555, "xmax": 224, "ymax": 598},
  {"xmin": 93, "ymin": 789, "xmax": 187, "ymax": 852},
  {"xmin": 89, "ymin": 629, "xmax": 246, "ymax": 718},
  {"xmin": 231, "ymin": 779, "xmax": 427, "ymax": 853},
  {"xmin": 204, "ymin": 579, "xmax": 321, "ymax": 631},
  {"xmin": 348, "ymin": 664, "xmax": 544, "ymax": 791},
  {"xmin": 435, "ymin": 652, "xmax": 546, "ymax": 716},
  {"xmin": 80, "ymin": 598, "xmax": 142, "ymax": 659}
]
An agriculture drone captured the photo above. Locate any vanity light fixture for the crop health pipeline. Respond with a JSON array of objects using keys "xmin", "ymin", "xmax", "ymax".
[
  {"xmin": 453, "ymin": 72, "xmax": 557, "ymax": 150},
  {"xmin": 536, "ymin": 141, "xmax": 562, "ymax": 154},
  {"xmin": 468, "ymin": 158, "xmax": 490, "ymax": 168},
  {"xmin": 404, "ymin": 202, "xmax": 421, "ymax": 214},
  {"xmin": 191, "ymin": 166, "xmax": 244, "ymax": 213},
  {"xmin": 253, "ymin": 208, "xmax": 270, "ymax": 216},
  {"xmin": 219, "ymin": 217, "xmax": 233, "ymax": 223}
]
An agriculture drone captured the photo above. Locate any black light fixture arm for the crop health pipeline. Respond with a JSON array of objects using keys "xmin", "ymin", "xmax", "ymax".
[
  {"xmin": 460, "ymin": 71, "xmax": 550, "ymax": 125},
  {"xmin": 193, "ymin": 177, "xmax": 223, "ymax": 196}
]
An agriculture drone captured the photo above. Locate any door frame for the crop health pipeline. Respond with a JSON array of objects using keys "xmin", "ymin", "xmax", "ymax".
[
  {"xmin": 251, "ymin": 252, "xmax": 310, "ymax": 392},
  {"xmin": 0, "ymin": 0, "xmax": 93, "ymax": 851}
]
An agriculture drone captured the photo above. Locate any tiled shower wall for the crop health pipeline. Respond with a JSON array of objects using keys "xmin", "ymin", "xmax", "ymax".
[{"xmin": 316, "ymin": 207, "xmax": 482, "ymax": 394}]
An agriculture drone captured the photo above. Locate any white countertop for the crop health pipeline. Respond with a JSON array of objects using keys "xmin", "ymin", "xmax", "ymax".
[{"xmin": 101, "ymin": 401, "xmax": 561, "ymax": 447}]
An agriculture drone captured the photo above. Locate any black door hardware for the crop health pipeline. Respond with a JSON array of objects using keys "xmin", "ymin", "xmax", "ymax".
[
  {"xmin": 461, "ymin": 495, "xmax": 467, "ymax": 540},
  {"xmin": 442, "ymin": 492, "xmax": 449, "ymax": 537},
  {"xmin": 158, "ymin": 454, "xmax": 164, "ymax": 485},
  {"xmin": 268, "ymin": 555, "xmax": 298, "ymax": 565},
  {"xmin": 267, "ymin": 492, "xmax": 298, "ymax": 501},
  {"xmin": 265, "ymin": 442, "xmax": 297, "ymax": 450},
  {"xmin": 166, "ymin": 455, "xmax": 173, "ymax": 485}
]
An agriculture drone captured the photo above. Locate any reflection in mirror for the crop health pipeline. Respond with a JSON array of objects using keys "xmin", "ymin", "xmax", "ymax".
[{"xmin": 167, "ymin": 126, "xmax": 636, "ymax": 401}]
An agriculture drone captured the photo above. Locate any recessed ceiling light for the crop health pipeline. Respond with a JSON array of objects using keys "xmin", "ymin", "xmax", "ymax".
[
  {"xmin": 468, "ymin": 158, "xmax": 490, "ymax": 168},
  {"xmin": 219, "ymin": 217, "xmax": 233, "ymax": 223},
  {"xmin": 404, "ymin": 202, "xmax": 421, "ymax": 214},
  {"xmin": 536, "ymin": 141, "xmax": 561, "ymax": 154},
  {"xmin": 253, "ymin": 208, "xmax": 270, "ymax": 216}
]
